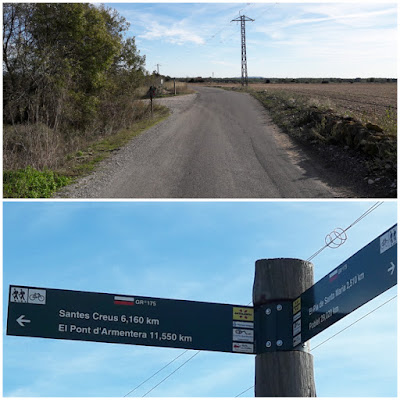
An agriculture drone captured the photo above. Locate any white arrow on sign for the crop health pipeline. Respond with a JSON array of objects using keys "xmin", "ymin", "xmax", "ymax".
[
  {"xmin": 388, "ymin": 262, "xmax": 396, "ymax": 276},
  {"xmin": 17, "ymin": 315, "xmax": 31, "ymax": 327}
]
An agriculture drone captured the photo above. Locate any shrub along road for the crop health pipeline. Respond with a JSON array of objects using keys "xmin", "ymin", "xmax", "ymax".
[{"xmin": 57, "ymin": 86, "xmax": 361, "ymax": 198}]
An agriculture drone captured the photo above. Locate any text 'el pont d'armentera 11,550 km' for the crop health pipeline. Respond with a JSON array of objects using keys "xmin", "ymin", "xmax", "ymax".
[{"xmin": 57, "ymin": 309, "xmax": 193, "ymax": 343}]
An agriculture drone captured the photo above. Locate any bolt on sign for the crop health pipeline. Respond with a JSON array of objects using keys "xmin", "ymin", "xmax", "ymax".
[{"xmin": 7, "ymin": 287, "xmax": 255, "ymax": 354}]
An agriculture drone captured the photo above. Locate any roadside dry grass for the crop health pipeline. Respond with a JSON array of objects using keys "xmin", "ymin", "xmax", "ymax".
[
  {"xmin": 4, "ymin": 105, "xmax": 170, "ymax": 198},
  {"xmin": 163, "ymin": 81, "xmax": 194, "ymax": 95},
  {"xmin": 137, "ymin": 81, "xmax": 195, "ymax": 98},
  {"xmin": 58, "ymin": 106, "xmax": 170, "ymax": 178}
]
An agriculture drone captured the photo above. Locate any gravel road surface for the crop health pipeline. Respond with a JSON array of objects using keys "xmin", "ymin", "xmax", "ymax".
[{"xmin": 57, "ymin": 86, "xmax": 353, "ymax": 198}]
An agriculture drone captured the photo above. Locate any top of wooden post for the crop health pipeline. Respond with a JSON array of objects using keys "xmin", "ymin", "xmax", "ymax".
[{"xmin": 253, "ymin": 258, "xmax": 314, "ymax": 307}]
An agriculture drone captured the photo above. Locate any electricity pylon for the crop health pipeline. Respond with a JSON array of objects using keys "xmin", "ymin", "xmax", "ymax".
[{"xmin": 231, "ymin": 15, "xmax": 254, "ymax": 86}]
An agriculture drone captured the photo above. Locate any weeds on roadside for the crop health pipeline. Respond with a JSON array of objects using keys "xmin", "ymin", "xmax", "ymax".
[
  {"xmin": 3, "ymin": 166, "xmax": 71, "ymax": 198},
  {"xmin": 163, "ymin": 81, "xmax": 194, "ymax": 95},
  {"xmin": 59, "ymin": 105, "xmax": 170, "ymax": 178},
  {"xmin": 378, "ymin": 106, "xmax": 397, "ymax": 137},
  {"xmin": 343, "ymin": 106, "xmax": 397, "ymax": 137},
  {"xmin": 3, "ymin": 105, "xmax": 170, "ymax": 198}
]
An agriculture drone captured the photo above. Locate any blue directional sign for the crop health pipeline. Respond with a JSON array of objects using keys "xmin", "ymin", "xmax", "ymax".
[
  {"xmin": 292, "ymin": 224, "xmax": 397, "ymax": 347},
  {"xmin": 7, "ymin": 286, "xmax": 255, "ymax": 354},
  {"xmin": 7, "ymin": 225, "xmax": 397, "ymax": 356}
]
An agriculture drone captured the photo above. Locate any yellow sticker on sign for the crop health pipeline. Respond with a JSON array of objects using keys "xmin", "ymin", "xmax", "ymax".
[
  {"xmin": 293, "ymin": 297, "xmax": 301, "ymax": 314},
  {"xmin": 233, "ymin": 307, "xmax": 254, "ymax": 322}
]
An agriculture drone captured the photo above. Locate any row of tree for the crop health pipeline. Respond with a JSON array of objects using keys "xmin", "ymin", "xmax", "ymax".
[
  {"xmin": 179, "ymin": 77, "xmax": 397, "ymax": 84},
  {"xmin": 3, "ymin": 3, "xmax": 148, "ymax": 132}
]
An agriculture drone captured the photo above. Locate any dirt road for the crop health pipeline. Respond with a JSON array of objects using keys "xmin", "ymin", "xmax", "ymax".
[{"xmin": 58, "ymin": 86, "xmax": 355, "ymax": 198}]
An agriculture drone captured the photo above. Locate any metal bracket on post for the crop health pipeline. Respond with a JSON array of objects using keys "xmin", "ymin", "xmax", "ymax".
[
  {"xmin": 253, "ymin": 258, "xmax": 316, "ymax": 397},
  {"xmin": 255, "ymin": 300, "xmax": 300, "ymax": 354}
]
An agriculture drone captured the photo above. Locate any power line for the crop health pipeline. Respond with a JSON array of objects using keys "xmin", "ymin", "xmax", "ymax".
[
  {"xmin": 346, "ymin": 201, "xmax": 384, "ymax": 229},
  {"xmin": 123, "ymin": 349, "xmax": 189, "ymax": 397},
  {"xmin": 307, "ymin": 201, "xmax": 384, "ymax": 262},
  {"xmin": 125, "ymin": 298, "xmax": 253, "ymax": 397},
  {"xmin": 310, "ymin": 294, "xmax": 397, "ymax": 351},
  {"xmin": 136, "ymin": 301, "xmax": 255, "ymax": 396},
  {"xmin": 204, "ymin": 3, "xmax": 278, "ymax": 47},
  {"xmin": 203, "ymin": 4, "xmax": 253, "ymax": 46},
  {"xmin": 142, "ymin": 350, "xmax": 201, "ymax": 397},
  {"xmin": 235, "ymin": 385, "xmax": 254, "ymax": 398},
  {"xmin": 245, "ymin": 2, "xmax": 278, "ymax": 21},
  {"xmin": 206, "ymin": 21, "xmax": 235, "ymax": 43},
  {"xmin": 237, "ymin": 3, "xmax": 252, "ymax": 16},
  {"xmin": 234, "ymin": 294, "xmax": 397, "ymax": 397}
]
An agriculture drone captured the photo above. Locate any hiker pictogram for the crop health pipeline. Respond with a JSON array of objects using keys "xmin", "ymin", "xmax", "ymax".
[{"xmin": 10, "ymin": 287, "xmax": 28, "ymax": 303}]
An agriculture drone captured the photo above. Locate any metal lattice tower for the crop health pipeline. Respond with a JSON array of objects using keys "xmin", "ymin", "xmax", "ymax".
[{"xmin": 231, "ymin": 15, "xmax": 254, "ymax": 86}]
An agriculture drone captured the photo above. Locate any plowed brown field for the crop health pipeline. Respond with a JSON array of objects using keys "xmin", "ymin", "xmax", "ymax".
[{"xmin": 201, "ymin": 82, "xmax": 397, "ymax": 132}]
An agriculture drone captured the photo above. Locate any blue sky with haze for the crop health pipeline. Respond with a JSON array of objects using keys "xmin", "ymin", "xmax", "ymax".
[
  {"xmin": 3, "ymin": 201, "xmax": 397, "ymax": 397},
  {"xmin": 104, "ymin": 2, "xmax": 397, "ymax": 78}
]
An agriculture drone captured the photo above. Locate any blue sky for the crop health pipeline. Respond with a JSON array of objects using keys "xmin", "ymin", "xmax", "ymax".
[
  {"xmin": 103, "ymin": 2, "xmax": 397, "ymax": 78},
  {"xmin": 3, "ymin": 200, "xmax": 397, "ymax": 397}
]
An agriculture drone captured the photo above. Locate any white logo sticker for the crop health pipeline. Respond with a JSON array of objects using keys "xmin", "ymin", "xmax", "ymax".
[
  {"xmin": 293, "ymin": 320, "xmax": 301, "ymax": 336},
  {"xmin": 293, "ymin": 334, "xmax": 302, "ymax": 347},
  {"xmin": 233, "ymin": 321, "xmax": 254, "ymax": 329},
  {"xmin": 232, "ymin": 342, "xmax": 254, "ymax": 353},
  {"xmin": 232, "ymin": 328, "xmax": 254, "ymax": 343}
]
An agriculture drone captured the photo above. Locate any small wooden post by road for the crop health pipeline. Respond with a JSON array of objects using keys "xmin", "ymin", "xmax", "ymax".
[
  {"xmin": 253, "ymin": 258, "xmax": 316, "ymax": 397},
  {"xmin": 149, "ymin": 86, "xmax": 156, "ymax": 118},
  {"xmin": 174, "ymin": 78, "xmax": 176, "ymax": 96}
]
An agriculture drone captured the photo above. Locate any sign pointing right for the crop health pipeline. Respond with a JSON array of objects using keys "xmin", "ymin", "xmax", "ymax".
[
  {"xmin": 293, "ymin": 224, "xmax": 397, "ymax": 348},
  {"xmin": 388, "ymin": 262, "xmax": 396, "ymax": 275}
]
